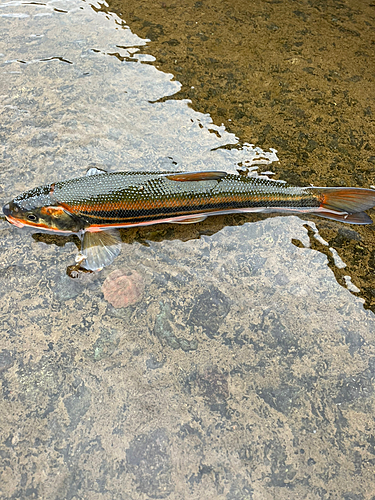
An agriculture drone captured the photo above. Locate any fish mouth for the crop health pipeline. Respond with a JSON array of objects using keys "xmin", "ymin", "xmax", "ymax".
[{"xmin": 5, "ymin": 216, "xmax": 26, "ymax": 228}]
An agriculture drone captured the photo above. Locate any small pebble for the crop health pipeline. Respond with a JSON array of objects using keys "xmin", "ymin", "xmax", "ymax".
[{"xmin": 101, "ymin": 269, "xmax": 144, "ymax": 308}]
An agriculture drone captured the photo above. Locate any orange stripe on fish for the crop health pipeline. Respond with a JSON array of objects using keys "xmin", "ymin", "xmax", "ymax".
[{"xmin": 40, "ymin": 206, "xmax": 67, "ymax": 217}]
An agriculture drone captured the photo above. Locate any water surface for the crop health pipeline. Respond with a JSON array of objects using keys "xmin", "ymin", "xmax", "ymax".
[{"xmin": 0, "ymin": 1, "xmax": 375, "ymax": 499}]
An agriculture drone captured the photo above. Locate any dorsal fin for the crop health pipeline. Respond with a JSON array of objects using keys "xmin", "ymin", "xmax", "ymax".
[
  {"xmin": 164, "ymin": 171, "xmax": 226, "ymax": 182},
  {"xmin": 86, "ymin": 167, "xmax": 107, "ymax": 176}
]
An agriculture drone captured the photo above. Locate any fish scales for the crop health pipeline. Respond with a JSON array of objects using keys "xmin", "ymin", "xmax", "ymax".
[{"xmin": 52, "ymin": 172, "xmax": 320, "ymax": 225}]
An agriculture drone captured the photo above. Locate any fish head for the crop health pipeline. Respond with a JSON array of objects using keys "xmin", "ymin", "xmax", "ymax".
[{"xmin": 3, "ymin": 186, "xmax": 84, "ymax": 233}]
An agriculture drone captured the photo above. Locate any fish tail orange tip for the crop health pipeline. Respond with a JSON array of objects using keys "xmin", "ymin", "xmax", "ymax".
[
  {"xmin": 306, "ymin": 187, "xmax": 375, "ymax": 224},
  {"xmin": 312, "ymin": 187, "xmax": 375, "ymax": 214}
]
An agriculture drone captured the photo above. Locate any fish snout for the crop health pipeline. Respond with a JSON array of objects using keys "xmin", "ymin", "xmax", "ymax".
[
  {"xmin": 2, "ymin": 203, "xmax": 11, "ymax": 217},
  {"xmin": 3, "ymin": 201, "xmax": 21, "ymax": 217},
  {"xmin": 2, "ymin": 202, "xmax": 26, "ymax": 228}
]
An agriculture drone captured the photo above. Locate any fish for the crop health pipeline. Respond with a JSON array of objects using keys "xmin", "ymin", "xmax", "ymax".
[{"xmin": 3, "ymin": 167, "xmax": 375, "ymax": 272}]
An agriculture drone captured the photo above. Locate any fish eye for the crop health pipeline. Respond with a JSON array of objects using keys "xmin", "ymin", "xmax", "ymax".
[{"xmin": 27, "ymin": 214, "xmax": 38, "ymax": 221}]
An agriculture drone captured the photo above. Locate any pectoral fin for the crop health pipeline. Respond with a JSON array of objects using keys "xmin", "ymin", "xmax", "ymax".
[
  {"xmin": 80, "ymin": 229, "xmax": 122, "ymax": 270},
  {"xmin": 165, "ymin": 171, "xmax": 226, "ymax": 182}
]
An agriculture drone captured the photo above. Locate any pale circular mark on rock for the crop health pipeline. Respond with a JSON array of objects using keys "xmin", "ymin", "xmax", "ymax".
[{"xmin": 101, "ymin": 269, "xmax": 144, "ymax": 308}]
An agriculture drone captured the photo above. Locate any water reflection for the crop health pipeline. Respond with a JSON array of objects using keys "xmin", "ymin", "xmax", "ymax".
[{"xmin": 0, "ymin": 1, "xmax": 375, "ymax": 499}]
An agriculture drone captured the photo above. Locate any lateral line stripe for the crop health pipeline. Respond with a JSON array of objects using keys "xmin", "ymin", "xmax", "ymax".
[{"xmin": 65, "ymin": 193, "xmax": 317, "ymax": 215}]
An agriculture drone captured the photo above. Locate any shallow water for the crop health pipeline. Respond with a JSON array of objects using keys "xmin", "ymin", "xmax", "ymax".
[{"xmin": 1, "ymin": 1, "xmax": 375, "ymax": 499}]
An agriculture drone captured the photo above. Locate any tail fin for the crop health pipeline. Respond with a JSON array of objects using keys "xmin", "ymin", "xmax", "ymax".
[{"xmin": 310, "ymin": 187, "xmax": 375, "ymax": 225}]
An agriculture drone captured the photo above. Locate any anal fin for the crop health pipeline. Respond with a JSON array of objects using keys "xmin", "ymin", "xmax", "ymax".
[{"xmin": 80, "ymin": 229, "xmax": 122, "ymax": 270}]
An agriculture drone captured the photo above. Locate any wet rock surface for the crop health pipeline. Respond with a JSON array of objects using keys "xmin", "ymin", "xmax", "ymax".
[
  {"xmin": 1, "ymin": 0, "xmax": 375, "ymax": 499},
  {"xmin": 126, "ymin": 428, "xmax": 174, "ymax": 498},
  {"xmin": 1, "ymin": 217, "xmax": 375, "ymax": 499}
]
